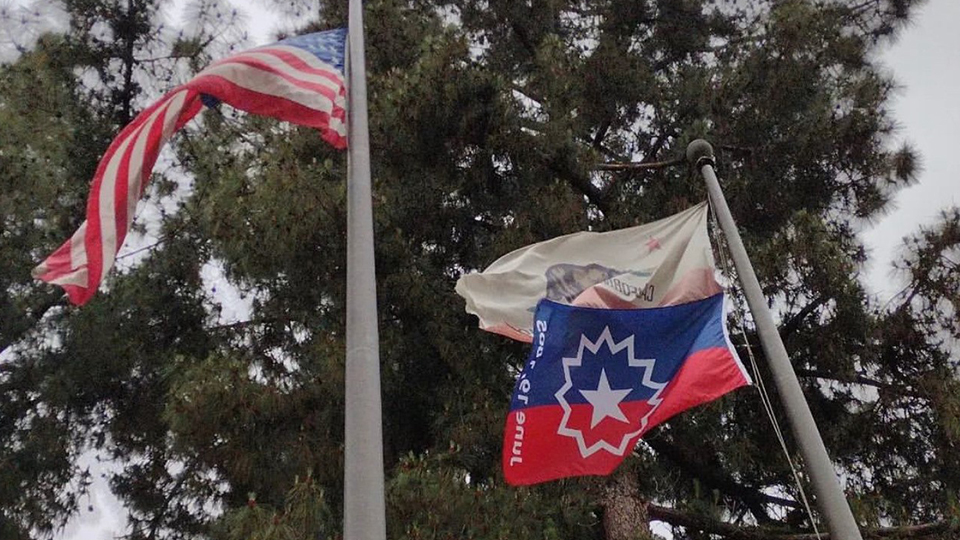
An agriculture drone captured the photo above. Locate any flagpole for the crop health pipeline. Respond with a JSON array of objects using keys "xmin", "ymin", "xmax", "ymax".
[
  {"xmin": 687, "ymin": 139, "xmax": 863, "ymax": 540},
  {"xmin": 344, "ymin": 0, "xmax": 387, "ymax": 539}
]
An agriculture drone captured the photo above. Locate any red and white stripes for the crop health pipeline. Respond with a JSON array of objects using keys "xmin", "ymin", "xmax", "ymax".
[
  {"xmin": 33, "ymin": 37, "xmax": 348, "ymax": 305},
  {"xmin": 189, "ymin": 43, "xmax": 347, "ymax": 147}
]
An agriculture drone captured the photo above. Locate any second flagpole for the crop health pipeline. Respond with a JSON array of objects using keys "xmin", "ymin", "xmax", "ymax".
[
  {"xmin": 687, "ymin": 139, "xmax": 862, "ymax": 540},
  {"xmin": 344, "ymin": 0, "xmax": 387, "ymax": 539}
]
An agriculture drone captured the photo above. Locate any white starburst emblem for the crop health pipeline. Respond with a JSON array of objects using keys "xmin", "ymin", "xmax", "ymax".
[{"xmin": 554, "ymin": 327, "xmax": 667, "ymax": 457}]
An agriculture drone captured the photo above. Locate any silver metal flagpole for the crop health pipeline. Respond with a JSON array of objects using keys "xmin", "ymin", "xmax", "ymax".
[
  {"xmin": 344, "ymin": 0, "xmax": 387, "ymax": 538},
  {"xmin": 686, "ymin": 139, "xmax": 863, "ymax": 540}
]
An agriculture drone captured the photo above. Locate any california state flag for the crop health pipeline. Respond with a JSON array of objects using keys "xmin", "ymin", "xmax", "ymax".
[{"xmin": 455, "ymin": 202, "xmax": 722, "ymax": 342}]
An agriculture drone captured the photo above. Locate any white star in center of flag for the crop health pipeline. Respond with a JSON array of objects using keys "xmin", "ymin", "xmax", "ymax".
[
  {"xmin": 578, "ymin": 368, "xmax": 632, "ymax": 428},
  {"xmin": 555, "ymin": 326, "xmax": 667, "ymax": 457}
]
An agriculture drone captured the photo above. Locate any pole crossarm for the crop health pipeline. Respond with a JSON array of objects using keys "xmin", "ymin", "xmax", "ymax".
[{"xmin": 594, "ymin": 158, "xmax": 684, "ymax": 171}]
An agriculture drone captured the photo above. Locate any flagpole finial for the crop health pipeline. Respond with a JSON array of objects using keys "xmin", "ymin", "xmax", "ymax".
[{"xmin": 686, "ymin": 139, "xmax": 715, "ymax": 167}]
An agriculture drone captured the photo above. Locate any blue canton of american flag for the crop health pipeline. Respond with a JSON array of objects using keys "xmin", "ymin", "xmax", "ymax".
[
  {"xmin": 279, "ymin": 29, "xmax": 347, "ymax": 73},
  {"xmin": 33, "ymin": 29, "xmax": 349, "ymax": 306}
]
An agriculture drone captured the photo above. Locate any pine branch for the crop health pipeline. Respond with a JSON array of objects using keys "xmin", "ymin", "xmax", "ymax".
[
  {"xmin": 648, "ymin": 503, "xmax": 958, "ymax": 539},
  {"xmin": 780, "ymin": 295, "xmax": 829, "ymax": 339},
  {"xmin": 644, "ymin": 437, "xmax": 798, "ymax": 524},
  {"xmin": 645, "ymin": 135, "xmax": 668, "ymax": 165},
  {"xmin": 535, "ymin": 147, "xmax": 610, "ymax": 215},
  {"xmin": 116, "ymin": 238, "xmax": 167, "ymax": 260},
  {"xmin": 793, "ymin": 369, "xmax": 920, "ymax": 397},
  {"xmin": 648, "ymin": 504, "xmax": 770, "ymax": 539},
  {"xmin": 719, "ymin": 144, "xmax": 757, "ymax": 155},
  {"xmin": 0, "ymin": 291, "xmax": 68, "ymax": 355},
  {"xmin": 207, "ymin": 315, "xmax": 313, "ymax": 337},
  {"xmin": 592, "ymin": 120, "xmax": 612, "ymax": 150},
  {"xmin": 509, "ymin": 85, "xmax": 545, "ymax": 112},
  {"xmin": 593, "ymin": 158, "xmax": 684, "ymax": 172},
  {"xmin": 553, "ymin": 163, "xmax": 609, "ymax": 214},
  {"xmin": 864, "ymin": 521, "xmax": 959, "ymax": 539},
  {"xmin": 118, "ymin": 0, "xmax": 138, "ymax": 126},
  {"xmin": 509, "ymin": 20, "xmax": 536, "ymax": 55}
]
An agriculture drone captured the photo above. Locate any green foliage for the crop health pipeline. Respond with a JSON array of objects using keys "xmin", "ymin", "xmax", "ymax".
[
  {"xmin": 387, "ymin": 452, "xmax": 600, "ymax": 540},
  {"xmin": 211, "ymin": 474, "xmax": 334, "ymax": 540},
  {"xmin": 0, "ymin": 34, "xmax": 107, "ymax": 538}
]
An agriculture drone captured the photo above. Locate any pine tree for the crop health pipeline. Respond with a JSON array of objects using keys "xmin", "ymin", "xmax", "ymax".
[
  {"xmin": 0, "ymin": 0, "xmax": 244, "ymax": 536},
  {"xmin": 3, "ymin": 1, "xmax": 959, "ymax": 539}
]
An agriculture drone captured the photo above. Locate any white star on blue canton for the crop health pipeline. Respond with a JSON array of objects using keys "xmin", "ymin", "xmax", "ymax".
[{"xmin": 278, "ymin": 28, "xmax": 347, "ymax": 73}]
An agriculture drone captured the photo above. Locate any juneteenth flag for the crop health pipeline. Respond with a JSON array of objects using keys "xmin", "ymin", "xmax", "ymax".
[
  {"xmin": 455, "ymin": 202, "xmax": 722, "ymax": 342},
  {"xmin": 503, "ymin": 294, "xmax": 750, "ymax": 485},
  {"xmin": 32, "ymin": 29, "xmax": 348, "ymax": 305}
]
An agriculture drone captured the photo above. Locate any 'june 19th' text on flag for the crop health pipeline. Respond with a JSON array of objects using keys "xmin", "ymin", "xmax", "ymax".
[{"xmin": 504, "ymin": 293, "xmax": 750, "ymax": 485}]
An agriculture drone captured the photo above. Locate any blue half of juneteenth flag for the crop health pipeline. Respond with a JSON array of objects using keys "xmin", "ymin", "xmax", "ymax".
[{"xmin": 503, "ymin": 293, "xmax": 751, "ymax": 485}]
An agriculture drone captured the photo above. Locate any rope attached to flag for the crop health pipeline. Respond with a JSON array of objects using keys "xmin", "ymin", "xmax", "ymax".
[{"xmin": 709, "ymin": 205, "xmax": 823, "ymax": 538}]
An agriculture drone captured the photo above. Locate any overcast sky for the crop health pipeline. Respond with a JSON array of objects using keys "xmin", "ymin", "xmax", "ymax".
[
  {"xmin": 46, "ymin": 0, "xmax": 960, "ymax": 537},
  {"xmin": 861, "ymin": 0, "xmax": 960, "ymax": 298}
]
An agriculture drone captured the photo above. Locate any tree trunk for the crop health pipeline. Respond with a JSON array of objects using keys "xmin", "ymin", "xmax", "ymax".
[{"xmin": 602, "ymin": 469, "xmax": 652, "ymax": 540}]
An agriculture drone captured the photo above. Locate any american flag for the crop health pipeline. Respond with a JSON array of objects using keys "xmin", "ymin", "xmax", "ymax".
[{"xmin": 32, "ymin": 29, "xmax": 348, "ymax": 305}]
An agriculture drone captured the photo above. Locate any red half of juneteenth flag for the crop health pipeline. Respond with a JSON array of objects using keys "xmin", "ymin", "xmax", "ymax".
[
  {"xmin": 32, "ymin": 29, "xmax": 348, "ymax": 306},
  {"xmin": 503, "ymin": 293, "xmax": 750, "ymax": 485}
]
